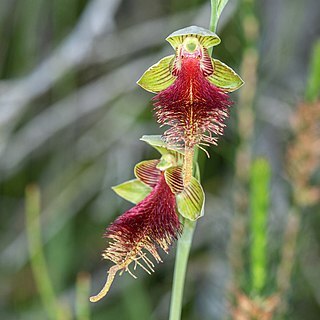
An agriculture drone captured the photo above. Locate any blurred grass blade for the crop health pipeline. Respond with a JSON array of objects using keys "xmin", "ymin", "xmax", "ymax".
[
  {"xmin": 25, "ymin": 184, "xmax": 64, "ymax": 320},
  {"xmin": 250, "ymin": 158, "xmax": 271, "ymax": 294},
  {"xmin": 76, "ymin": 273, "xmax": 91, "ymax": 320},
  {"xmin": 276, "ymin": 212, "xmax": 300, "ymax": 312},
  {"xmin": 305, "ymin": 39, "xmax": 320, "ymax": 102},
  {"xmin": 122, "ymin": 281, "xmax": 153, "ymax": 320}
]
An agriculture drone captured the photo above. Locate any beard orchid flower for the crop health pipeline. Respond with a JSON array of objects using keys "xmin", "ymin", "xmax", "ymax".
[
  {"xmin": 90, "ymin": 26, "xmax": 242, "ymax": 303},
  {"xmin": 90, "ymin": 137, "xmax": 204, "ymax": 302},
  {"xmin": 137, "ymin": 26, "xmax": 243, "ymax": 152}
]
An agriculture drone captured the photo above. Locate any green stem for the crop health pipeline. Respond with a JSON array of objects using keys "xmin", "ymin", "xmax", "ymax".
[
  {"xmin": 169, "ymin": 145, "xmax": 196, "ymax": 320},
  {"xmin": 169, "ymin": 219, "xmax": 196, "ymax": 320},
  {"xmin": 76, "ymin": 272, "xmax": 91, "ymax": 320},
  {"xmin": 210, "ymin": 0, "xmax": 219, "ymax": 36},
  {"xmin": 25, "ymin": 185, "xmax": 64, "ymax": 320},
  {"xmin": 305, "ymin": 39, "xmax": 320, "ymax": 103},
  {"xmin": 250, "ymin": 158, "xmax": 270, "ymax": 294}
]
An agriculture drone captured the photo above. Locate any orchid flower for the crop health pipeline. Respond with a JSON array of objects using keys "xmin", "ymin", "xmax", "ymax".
[
  {"xmin": 137, "ymin": 26, "xmax": 243, "ymax": 182},
  {"xmin": 90, "ymin": 26, "xmax": 242, "ymax": 303},
  {"xmin": 90, "ymin": 137, "xmax": 204, "ymax": 302}
]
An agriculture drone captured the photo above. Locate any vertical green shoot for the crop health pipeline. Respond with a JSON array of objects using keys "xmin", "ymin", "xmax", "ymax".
[
  {"xmin": 76, "ymin": 273, "xmax": 91, "ymax": 320},
  {"xmin": 250, "ymin": 158, "xmax": 271, "ymax": 294},
  {"xmin": 122, "ymin": 281, "xmax": 154, "ymax": 320},
  {"xmin": 169, "ymin": 219, "xmax": 196, "ymax": 320},
  {"xmin": 305, "ymin": 40, "xmax": 320, "ymax": 103},
  {"xmin": 25, "ymin": 184, "xmax": 64, "ymax": 320},
  {"xmin": 210, "ymin": 0, "xmax": 229, "ymax": 36}
]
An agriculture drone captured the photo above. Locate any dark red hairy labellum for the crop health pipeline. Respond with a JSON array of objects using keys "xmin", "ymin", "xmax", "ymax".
[
  {"xmin": 103, "ymin": 172, "xmax": 180, "ymax": 274},
  {"xmin": 153, "ymin": 57, "xmax": 232, "ymax": 148}
]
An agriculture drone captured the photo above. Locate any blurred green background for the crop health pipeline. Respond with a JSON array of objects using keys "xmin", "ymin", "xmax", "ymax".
[{"xmin": 0, "ymin": 0, "xmax": 319, "ymax": 319}]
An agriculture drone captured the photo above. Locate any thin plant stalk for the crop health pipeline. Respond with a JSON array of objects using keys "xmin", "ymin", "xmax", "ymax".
[
  {"xmin": 305, "ymin": 39, "xmax": 320, "ymax": 103},
  {"xmin": 169, "ymin": 218, "xmax": 196, "ymax": 320},
  {"xmin": 25, "ymin": 184, "xmax": 65, "ymax": 320},
  {"xmin": 209, "ymin": 0, "xmax": 219, "ymax": 35},
  {"xmin": 169, "ymin": 1, "xmax": 228, "ymax": 319},
  {"xmin": 250, "ymin": 158, "xmax": 270, "ymax": 294},
  {"xmin": 76, "ymin": 272, "xmax": 91, "ymax": 320}
]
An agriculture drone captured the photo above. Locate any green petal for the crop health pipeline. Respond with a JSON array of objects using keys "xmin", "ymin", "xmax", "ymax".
[
  {"xmin": 164, "ymin": 167, "xmax": 184, "ymax": 194},
  {"xmin": 176, "ymin": 177, "xmax": 205, "ymax": 221},
  {"xmin": 207, "ymin": 59, "xmax": 244, "ymax": 92},
  {"xmin": 112, "ymin": 179, "xmax": 152, "ymax": 204},
  {"xmin": 166, "ymin": 26, "xmax": 220, "ymax": 49},
  {"xmin": 134, "ymin": 160, "xmax": 161, "ymax": 187},
  {"xmin": 137, "ymin": 55, "xmax": 175, "ymax": 93}
]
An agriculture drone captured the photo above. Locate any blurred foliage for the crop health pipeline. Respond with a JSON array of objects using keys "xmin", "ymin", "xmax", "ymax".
[{"xmin": 0, "ymin": 0, "xmax": 319, "ymax": 319}]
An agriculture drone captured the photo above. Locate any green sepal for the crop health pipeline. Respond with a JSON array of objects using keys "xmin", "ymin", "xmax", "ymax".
[
  {"xmin": 140, "ymin": 135, "xmax": 170, "ymax": 155},
  {"xmin": 137, "ymin": 55, "xmax": 175, "ymax": 93},
  {"xmin": 112, "ymin": 179, "xmax": 152, "ymax": 204},
  {"xmin": 166, "ymin": 26, "xmax": 220, "ymax": 49},
  {"xmin": 140, "ymin": 135, "xmax": 184, "ymax": 155},
  {"xmin": 207, "ymin": 59, "xmax": 244, "ymax": 92},
  {"xmin": 176, "ymin": 177, "xmax": 205, "ymax": 221}
]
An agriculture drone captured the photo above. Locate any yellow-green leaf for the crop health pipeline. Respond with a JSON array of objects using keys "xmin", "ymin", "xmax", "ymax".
[
  {"xmin": 176, "ymin": 177, "xmax": 205, "ymax": 221},
  {"xmin": 112, "ymin": 179, "xmax": 152, "ymax": 204},
  {"xmin": 137, "ymin": 55, "xmax": 175, "ymax": 93},
  {"xmin": 166, "ymin": 26, "xmax": 220, "ymax": 49},
  {"xmin": 207, "ymin": 59, "xmax": 244, "ymax": 92}
]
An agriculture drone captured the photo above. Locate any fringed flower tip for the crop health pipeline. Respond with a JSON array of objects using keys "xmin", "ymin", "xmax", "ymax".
[{"xmin": 90, "ymin": 164, "xmax": 181, "ymax": 302}]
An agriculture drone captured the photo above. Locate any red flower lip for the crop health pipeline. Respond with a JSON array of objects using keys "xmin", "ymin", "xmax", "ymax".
[
  {"xmin": 90, "ymin": 150, "xmax": 205, "ymax": 302},
  {"xmin": 90, "ymin": 161, "xmax": 180, "ymax": 302},
  {"xmin": 103, "ymin": 171, "xmax": 180, "ymax": 271}
]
